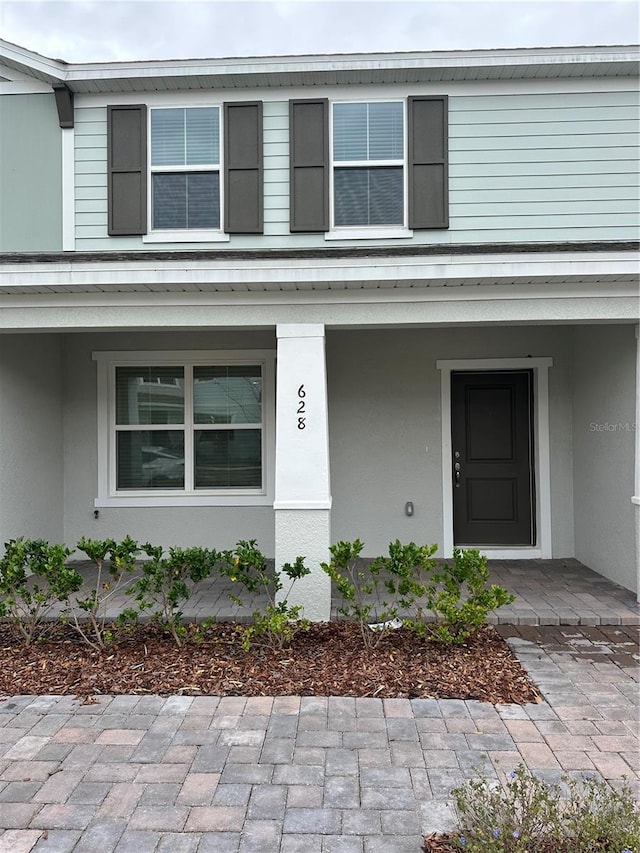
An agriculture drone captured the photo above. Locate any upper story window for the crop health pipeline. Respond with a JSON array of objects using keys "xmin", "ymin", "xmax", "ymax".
[
  {"xmin": 332, "ymin": 102, "xmax": 405, "ymax": 228},
  {"xmin": 150, "ymin": 107, "xmax": 221, "ymax": 231},
  {"xmin": 107, "ymin": 102, "xmax": 263, "ymax": 239},
  {"xmin": 289, "ymin": 96, "xmax": 448, "ymax": 236}
]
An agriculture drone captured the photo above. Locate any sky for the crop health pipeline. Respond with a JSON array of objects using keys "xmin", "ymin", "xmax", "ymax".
[{"xmin": 0, "ymin": 0, "xmax": 638, "ymax": 63}]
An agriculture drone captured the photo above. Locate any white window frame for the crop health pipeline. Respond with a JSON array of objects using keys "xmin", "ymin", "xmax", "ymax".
[
  {"xmin": 326, "ymin": 98, "xmax": 412, "ymax": 241},
  {"xmin": 94, "ymin": 350, "xmax": 275, "ymax": 507},
  {"xmin": 144, "ymin": 105, "xmax": 229, "ymax": 244}
]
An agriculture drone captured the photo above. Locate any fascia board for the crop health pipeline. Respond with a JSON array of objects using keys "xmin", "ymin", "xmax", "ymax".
[
  {"xmin": 60, "ymin": 46, "xmax": 640, "ymax": 79},
  {"xmin": 1, "ymin": 38, "xmax": 637, "ymax": 89},
  {"xmin": 0, "ymin": 252, "xmax": 637, "ymax": 291},
  {"xmin": 0, "ymin": 40, "xmax": 66, "ymax": 83}
]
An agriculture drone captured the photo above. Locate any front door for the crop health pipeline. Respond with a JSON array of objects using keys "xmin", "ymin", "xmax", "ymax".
[{"xmin": 451, "ymin": 370, "xmax": 535, "ymax": 546}]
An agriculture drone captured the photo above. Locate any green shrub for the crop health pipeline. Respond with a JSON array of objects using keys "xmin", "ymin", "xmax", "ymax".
[
  {"xmin": 423, "ymin": 548, "xmax": 515, "ymax": 644},
  {"xmin": 220, "ymin": 541, "xmax": 311, "ymax": 650},
  {"xmin": 63, "ymin": 536, "xmax": 140, "ymax": 650},
  {"xmin": 451, "ymin": 763, "xmax": 640, "ymax": 852},
  {"xmin": 0, "ymin": 538, "xmax": 81, "ymax": 645},
  {"xmin": 127, "ymin": 544, "xmax": 220, "ymax": 646},
  {"xmin": 321, "ymin": 539, "xmax": 438, "ymax": 648},
  {"xmin": 323, "ymin": 541, "xmax": 514, "ymax": 647}
]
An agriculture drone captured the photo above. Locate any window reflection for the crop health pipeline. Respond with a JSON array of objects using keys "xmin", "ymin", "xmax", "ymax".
[
  {"xmin": 113, "ymin": 363, "xmax": 263, "ymax": 492},
  {"xmin": 116, "ymin": 367, "xmax": 184, "ymax": 425},
  {"xmin": 193, "ymin": 366, "xmax": 261, "ymax": 424},
  {"xmin": 117, "ymin": 431, "xmax": 185, "ymax": 489}
]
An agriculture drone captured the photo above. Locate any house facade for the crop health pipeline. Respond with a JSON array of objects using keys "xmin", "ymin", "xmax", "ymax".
[{"xmin": 0, "ymin": 41, "xmax": 638, "ymax": 618}]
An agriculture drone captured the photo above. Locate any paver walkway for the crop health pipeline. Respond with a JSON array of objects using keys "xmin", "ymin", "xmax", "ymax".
[{"xmin": 0, "ymin": 624, "xmax": 637, "ymax": 852}]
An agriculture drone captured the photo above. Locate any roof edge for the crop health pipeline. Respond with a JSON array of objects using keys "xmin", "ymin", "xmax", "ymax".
[
  {"xmin": 0, "ymin": 241, "xmax": 637, "ymax": 267},
  {"xmin": 1, "ymin": 39, "xmax": 638, "ymax": 86}
]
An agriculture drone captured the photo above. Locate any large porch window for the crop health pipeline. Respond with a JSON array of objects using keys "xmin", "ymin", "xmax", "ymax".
[{"xmin": 94, "ymin": 351, "xmax": 275, "ymax": 506}]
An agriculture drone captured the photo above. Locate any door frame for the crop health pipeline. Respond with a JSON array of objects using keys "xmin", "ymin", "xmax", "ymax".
[{"xmin": 436, "ymin": 357, "xmax": 553, "ymax": 559}]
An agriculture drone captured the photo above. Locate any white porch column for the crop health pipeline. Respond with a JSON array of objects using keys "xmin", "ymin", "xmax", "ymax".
[
  {"xmin": 633, "ymin": 325, "xmax": 640, "ymax": 602},
  {"xmin": 274, "ymin": 324, "xmax": 332, "ymax": 621}
]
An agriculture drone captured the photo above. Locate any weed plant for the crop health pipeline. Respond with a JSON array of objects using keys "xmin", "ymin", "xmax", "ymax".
[{"xmin": 451, "ymin": 764, "xmax": 640, "ymax": 852}]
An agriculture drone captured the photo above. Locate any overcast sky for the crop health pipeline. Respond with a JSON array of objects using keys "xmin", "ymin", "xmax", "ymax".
[{"xmin": 1, "ymin": 0, "xmax": 638, "ymax": 63}]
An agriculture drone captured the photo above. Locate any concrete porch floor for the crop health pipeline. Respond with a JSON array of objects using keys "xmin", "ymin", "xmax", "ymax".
[{"xmin": 50, "ymin": 558, "xmax": 639, "ymax": 627}]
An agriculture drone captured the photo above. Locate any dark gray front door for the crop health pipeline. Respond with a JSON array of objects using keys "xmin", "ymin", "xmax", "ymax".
[{"xmin": 451, "ymin": 370, "xmax": 535, "ymax": 546}]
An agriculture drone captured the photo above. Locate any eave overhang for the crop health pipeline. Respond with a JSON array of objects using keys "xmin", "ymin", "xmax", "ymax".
[
  {"xmin": 1, "ymin": 40, "xmax": 638, "ymax": 93},
  {"xmin": 0, "ymin": 249, "xmax": 637, "ymax": 296}
]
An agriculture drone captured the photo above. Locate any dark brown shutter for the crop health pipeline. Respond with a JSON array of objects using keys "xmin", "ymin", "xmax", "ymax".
[
  {"xmin": 224, "ymin": 102, "xmax": 263, "ymax": 234},
  {"xmin": 408, "ymin": 96, "xmax": 448, "ymax": 229},
  {"xmin": 107, "ymin": 105, "xmax": 147, "ymax": 236},
  {"xmin": 289, "ymin": 99, "xmax": 329, "ymax": 232}
]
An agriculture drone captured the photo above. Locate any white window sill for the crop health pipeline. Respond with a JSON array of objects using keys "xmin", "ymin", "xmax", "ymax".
[
  {"xmin": 95, "ymin": 494, "xmax": 273, "ymax": 508},
  {"xmin": 143, "ymin": 230, "xmax": 230, "ymax": 244},
  {"xmin": 324, "ymin": 227, "xmax": 413, "ymax": 241}
]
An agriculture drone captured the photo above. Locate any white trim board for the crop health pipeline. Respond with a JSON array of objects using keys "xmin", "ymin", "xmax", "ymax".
[
  {"xmin": 0, "ymin": 252, "xmax": 636, "ymax": 292},
  {"xmin": 436, "ymin": 357, "xmax": 553, "ymax": 559},
  {"xmin": 62, "ymin": 127, "xmax": 75, "ymax": 251}
]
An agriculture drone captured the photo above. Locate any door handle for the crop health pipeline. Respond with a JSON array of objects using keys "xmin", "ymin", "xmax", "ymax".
[{"xmin": 454, "ymin": 461, "xmax": 461, "ymax": 487}]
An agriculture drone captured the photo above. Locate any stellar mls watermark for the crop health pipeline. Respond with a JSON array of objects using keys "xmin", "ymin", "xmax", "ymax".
[{"xmin": 589, "ymin": 421, "xmax": 636, "ymax": 432}]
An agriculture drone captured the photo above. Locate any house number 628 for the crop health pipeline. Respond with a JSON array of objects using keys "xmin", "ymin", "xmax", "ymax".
[{"xmin": 297, "ymin": 384, "xmax": 306, "ymax": 429}]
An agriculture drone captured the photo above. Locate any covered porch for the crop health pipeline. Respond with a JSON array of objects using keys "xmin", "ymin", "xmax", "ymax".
[{"xmin": 0, "ymin": 248, "xmax": 637, "ymax": 621}]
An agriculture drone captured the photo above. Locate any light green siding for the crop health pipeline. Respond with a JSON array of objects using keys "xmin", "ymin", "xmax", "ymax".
[
  {"xmin": 0, "ymin": 94, "xmax": 62, "ymax": 251},
  {"xmin": 74, "ymin": 84, "xmax": 640, "ymax": 251}
]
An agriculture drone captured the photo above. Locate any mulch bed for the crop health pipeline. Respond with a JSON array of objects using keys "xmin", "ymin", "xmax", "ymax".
[
  {"xmin": 0, "ymin": 621, "xmax": 540, "ymax": 703},
  {"xmin": 424, "ymin": 834, "xmax": 460, "ymax": 852},
  {"xmin": 2, "ymin": 620, "xmax": 544, "ymax": 853}
]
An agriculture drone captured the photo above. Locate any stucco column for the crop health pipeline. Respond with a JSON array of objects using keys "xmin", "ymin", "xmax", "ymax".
[
  {"xmin": 633, "ymin": 325, "xmax": 640, "ymax": 602},
  {"xmin": 274, "ymin": 324, "xmax": 332, "ymax": 621}
]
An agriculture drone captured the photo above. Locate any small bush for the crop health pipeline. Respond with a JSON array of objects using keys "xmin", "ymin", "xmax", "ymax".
[
  {"xmin": 128, "ymin": 544, "xmax": 220, "ymax": 646},
  {"xmin": 220, "ymin": 541, "xmax": 311, "ymax": 651},
  {"xmin": 63, "ymin": 535, "xmax": 140, "ymax": 650},
  {"xmin": 451, "ymin": 763, "xmax": 640, "ymax": 852},
  {"xmin": 423, "ymin": 549, "xmax": 515, "ymax": 644},
  {"xmin": 323, "ymin": 541, "xmax": 513, "ymax": 647},
  {"xmin": 322, "ymin": 539, "xmax": 438, "ymax": 648},
  {"xmin": 0, "ymin": 538, "xmax": 81, "ymax": 645}
]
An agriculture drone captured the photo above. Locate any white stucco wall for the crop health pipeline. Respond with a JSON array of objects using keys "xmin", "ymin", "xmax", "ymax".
[
  {"xmin": 326, "ymin": 325, "xmax": 576, "ymax": 558},
  {"xmin": 572, "ymin": 325, "xmax": 636, "ymax": 592},
  {"xmin": 62, "ymin": 329, "xmax": 277, "ymax": 552},
  {"xmin": 0, "ymin": 334, "xmax": 64, "ymax": 547}
]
